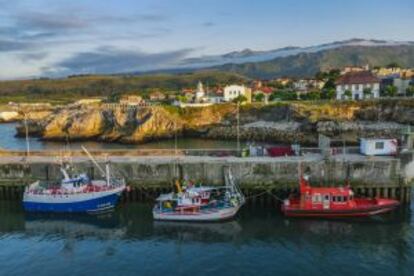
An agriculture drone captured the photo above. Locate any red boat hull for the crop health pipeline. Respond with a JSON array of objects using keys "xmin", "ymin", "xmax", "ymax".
[{"xmin": 282, "ymin": 201, "xmax": 400, "ymax": 218}]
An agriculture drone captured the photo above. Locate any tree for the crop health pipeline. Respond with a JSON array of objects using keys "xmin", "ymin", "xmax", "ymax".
[
  {"xmin": 344, "ymin": 90, "xmax": 352, "ymax": 99},
  {"xmin": 254, "ymin": 93, "xmax": 265, "ymax": 102},
  {"xmin": 363, "ymin": 87, "xmax": 372, "ymax": 99},
  {"xmin": 302, "ymin": 91, "xmax": 321, "ymax": 101},
  {"xmin": 386, "ymin": 62, "xmax": 400, "ymax": 68},
  {"xmin": 233, "ymin": 95, "xmax": 247, "ymax": 104},
  {"xmin": 406, "ymin": 85, "xmax": 414, "ymax": 97},
  {"xmin": 385, "ymin": 85, "xmax": 398, "ymax": 97},
  {"xmin": 322, "ymin": 88, "xmax": 336, "ymax": 100},
  {"xmin": 176, "ymin": 95, "xmax": 188, "ymax": 103},
  {"xmin": 268, "ymin": 91, "xmax": 296, "ymax": 101},
  {"xmin": 107, "ymin": 92, "xmax": 121, "ymax": 102}
]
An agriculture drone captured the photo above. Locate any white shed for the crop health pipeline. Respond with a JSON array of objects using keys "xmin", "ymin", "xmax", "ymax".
[{"xmin": 360, "ymin": 138, "xmax": 398, "ymax": 156}]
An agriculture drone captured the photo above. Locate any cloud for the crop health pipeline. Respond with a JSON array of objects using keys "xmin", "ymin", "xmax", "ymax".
[
  {"xmin": 19, "ymin": 52, "xmax": 49, "ymax": 61},
  {"xmin": 0, "ymin": 39, "xmax": 32, "ymax": 52},
  {"xmin": 15, "ymin": 12, "xmax": 88, "ymax": 31},
  {"xmin": 48, "ymin": 46, "xmax": 194, "ymax": 76}
]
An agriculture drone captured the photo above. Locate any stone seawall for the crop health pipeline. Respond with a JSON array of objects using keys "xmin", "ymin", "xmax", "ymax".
[{"xmin": 0, "ymin": 155, "xmax": 411, "ymax": 203}]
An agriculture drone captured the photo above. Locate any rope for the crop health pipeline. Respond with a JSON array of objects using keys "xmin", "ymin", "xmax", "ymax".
[
  {"xmin": 244, "ymin": 190, "xmax": 268, "ymax": 199},
  {"xmin": 266, "ymin": 191, "xmax": 285, "ymax": 202},
  {"xmin": 243, "ymin": 190, "xmax": 285, "ymax": 202}
]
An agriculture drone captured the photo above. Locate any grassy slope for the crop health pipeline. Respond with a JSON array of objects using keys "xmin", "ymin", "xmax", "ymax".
[{"xmin": 0, "ymin": 71, "xmax": 247, "ymax": 104}]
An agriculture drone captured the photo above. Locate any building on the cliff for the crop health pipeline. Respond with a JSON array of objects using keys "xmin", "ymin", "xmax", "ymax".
[
  {"xmin": 119, "ymin": 95, "xmax": 144, "ymax": 106},
  {"xmin": 223, "ymin": 85, "xmax": 252, "ymax": 103},
  {"xmin": 75, "ymin": 98, "xmax": 104, "ymax": 105},
  {"xmin": 335, "ymin": 71, "xmax": 380, "ymax": 100},
  {"xmin": 373, "ymin": 67, "xmax": 414, "ymax": 79},
  {"xmin": 340, "ymin": 65, "xmax": 369, "ymax": 75},
  {"xmin": 149, "ymin": 91, "xmax": 166, "ymax": 102}
]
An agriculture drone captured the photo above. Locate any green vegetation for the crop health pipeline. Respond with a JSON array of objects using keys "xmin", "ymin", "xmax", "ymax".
[
  {"xmin": 384, "ymin": 85, "xmax": 398, "ymax": 97},
  {"xmin": 363, "ymin": 87, "xmax": 372, "ymax": 99},
  {"xmin": 232, "ymin": 95, "xmax": 248, "ymax": 104},
  {"xmin": 0, "ymin": 71, "xmax": 247, "ymax": 104},
  {"xmin": 407, "ymin": 85, "xmax": 414, "ymax": 97},
  {"xmin": 301, "ymin": 91, "xmax": 321, "ymax": 100},
  {"xmin": 269, "ymin": 91, "xmax": 297, "ymax": 101},
  {"xmin": 254, "ymin": 93, "xmax": 265, "ymax": 102},
  {"xmin": 344, "ymin": 90, "xmax": 352, "ymax": 99}
]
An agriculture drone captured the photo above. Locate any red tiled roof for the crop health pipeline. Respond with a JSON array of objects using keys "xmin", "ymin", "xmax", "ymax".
[
  {"xmin": 336, "ymin": 71, "xmax": 379, "ymax": 85},
  {"xmin": 261, "ymin": 87, "xmax": 273, "ymax": 94}
]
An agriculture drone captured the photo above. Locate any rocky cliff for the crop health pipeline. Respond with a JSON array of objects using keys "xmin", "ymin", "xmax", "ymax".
[{"xmin": 15, "ymin": 99, "xmax": 413, "ymax": 145}]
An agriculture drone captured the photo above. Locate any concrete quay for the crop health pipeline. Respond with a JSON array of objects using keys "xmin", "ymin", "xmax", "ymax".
[{"xmin": 0, "ymin": 153, "xmax": 412, "ymax": 205}]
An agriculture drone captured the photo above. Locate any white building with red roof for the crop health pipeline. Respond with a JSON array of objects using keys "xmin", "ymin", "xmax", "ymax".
[{"xmin": 336, "ymin": 71, "xmax": 380, "ymax": 100}]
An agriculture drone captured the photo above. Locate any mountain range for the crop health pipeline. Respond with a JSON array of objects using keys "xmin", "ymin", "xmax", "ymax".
[{"xmin": 142, "ymin": 39, "xmax": 414, "ymax": 79}]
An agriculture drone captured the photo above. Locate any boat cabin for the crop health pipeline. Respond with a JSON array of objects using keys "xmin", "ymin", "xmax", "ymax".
[{"xmin": 298, "ymin": 176, "xmax": 355, "ymax": 210}]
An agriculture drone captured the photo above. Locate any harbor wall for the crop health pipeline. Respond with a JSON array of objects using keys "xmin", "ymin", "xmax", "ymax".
[{"xmin": 0, "ymin": 155, "xmax": 412, "ymax": 205}]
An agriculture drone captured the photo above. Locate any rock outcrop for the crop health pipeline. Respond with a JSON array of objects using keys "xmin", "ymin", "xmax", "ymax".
[{"xmin": 15, "ymin": 99, "xmax": 413, "ymax": 145}]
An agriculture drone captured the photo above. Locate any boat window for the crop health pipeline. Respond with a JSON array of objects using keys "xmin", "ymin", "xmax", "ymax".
[
  {"xmin": 332, "ymin": 196, "xmax": 337, "ymax": 202},
  {"xmin": 344, "ymin": 196, "xmax": 348, "ymax": 202},
  {"xmin": 312, "ymin": 194, "xmax": 322, "ymax": 203},
  {"xmin": 324, "ymin": 195, "xmax": 330, "ymax": 200}
]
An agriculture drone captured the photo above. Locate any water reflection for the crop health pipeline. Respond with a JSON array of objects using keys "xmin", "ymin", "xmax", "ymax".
[{"xmin": 0, "ymin": 201, "xmax": 413, "ymax": 275}]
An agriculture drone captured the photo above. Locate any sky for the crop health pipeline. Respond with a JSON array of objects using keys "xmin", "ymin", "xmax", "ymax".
[{"xmin": 0, "ymin": 0, "xmax": 414, "ymax": 80}]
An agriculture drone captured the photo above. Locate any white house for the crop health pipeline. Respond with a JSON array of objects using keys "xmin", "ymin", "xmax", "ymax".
[
  {"xmin": 360, "ymin": 138, "xmax": 398, "ymax": 156},
  {"xmin": 223, "ymin": 85, "xmax": 252, "ymax": 102},
  {"xmin": 336, "ymin": 71, "xmax": 380, "ymax": 100}
]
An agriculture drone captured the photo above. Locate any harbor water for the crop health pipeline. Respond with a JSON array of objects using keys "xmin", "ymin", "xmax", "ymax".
[{"xmin": 0, "ymin": 201, "xmax": 413, "ymax": 275}]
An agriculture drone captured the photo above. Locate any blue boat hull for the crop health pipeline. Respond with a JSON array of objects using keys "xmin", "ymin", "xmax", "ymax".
[{"xmin": 23, "ymin": 193, "xmax": 121, "ymax": 213}]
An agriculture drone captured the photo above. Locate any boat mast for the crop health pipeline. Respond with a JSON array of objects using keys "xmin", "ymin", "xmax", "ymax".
[
  {"xmin": 81, "ymin": 146, "xmax": 106, "ymax": 178},
  {"xmin": 24, "ymin": 113, "xmax": 30, "ymax": 159},
  {"xmin": 236, "ymin": 102, "xmax": 240, "ymax": 154}
]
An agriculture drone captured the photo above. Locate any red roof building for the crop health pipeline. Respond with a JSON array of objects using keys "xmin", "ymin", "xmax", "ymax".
[
  {"xmin": 335, "ymin": 71, "xmax": 380, "ymax": 100},
  {"xmin": 336, "ymin": 71, "xmax": 380, "ymax": 85}
]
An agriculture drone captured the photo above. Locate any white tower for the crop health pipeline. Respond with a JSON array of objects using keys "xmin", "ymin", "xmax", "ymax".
[{"xmin": 195, "ymin": 81, "xmax": 205, "ymax": 100}]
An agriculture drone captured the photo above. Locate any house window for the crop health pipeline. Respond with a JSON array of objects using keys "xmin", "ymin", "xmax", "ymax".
[
  {"xmin": 356, "ymin": 84, "xmax": 360, "ymax": 90},
  {"xmin": 375, "ymin": 142, "xmax": 385, "ymax": 150}
]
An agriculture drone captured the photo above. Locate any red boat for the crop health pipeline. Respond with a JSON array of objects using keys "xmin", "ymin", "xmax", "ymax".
[{"xmin": 282, "ymin": 176, "xmax": 400, "ymax": 218}]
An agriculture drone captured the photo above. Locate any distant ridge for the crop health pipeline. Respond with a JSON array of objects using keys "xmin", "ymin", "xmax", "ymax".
[{"xmin": 127, "ymin": 39, "xmax": 414, "ymax": 79}]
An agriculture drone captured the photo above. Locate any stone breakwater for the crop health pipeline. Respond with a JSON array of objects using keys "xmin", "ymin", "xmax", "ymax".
[
  {"xmin": 0, "ymin": 154, "xmax": 412, "ymax": 204},
  {"xmin": 14, "ymin": 99, "xmax": 414, "ymax": 145}
]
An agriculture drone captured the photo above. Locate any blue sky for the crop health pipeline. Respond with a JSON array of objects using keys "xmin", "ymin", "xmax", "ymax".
[{"xmin": 0, "ymin": 0, "xmax": 413, "ymax": 79}]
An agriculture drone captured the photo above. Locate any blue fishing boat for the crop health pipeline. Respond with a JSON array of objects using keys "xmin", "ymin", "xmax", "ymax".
[{"xmin": 23, "ymin": 147, "xmax": 126, "ymax": 213}]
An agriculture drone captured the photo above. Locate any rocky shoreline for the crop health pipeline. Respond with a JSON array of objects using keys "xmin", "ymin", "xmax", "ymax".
[{"xmin": 12, "ymin": 100, "xmax": 414, "ymax": 145}]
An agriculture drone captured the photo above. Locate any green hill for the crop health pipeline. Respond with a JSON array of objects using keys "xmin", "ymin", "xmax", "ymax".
[{"xmin": 0, "ymin": 71, "xmax": 247, "ymax": 104}]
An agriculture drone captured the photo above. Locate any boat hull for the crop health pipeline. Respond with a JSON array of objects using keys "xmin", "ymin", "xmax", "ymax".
[
  {"xmin": 153, "ymin": 206, "xmax": 241, "ymax": 222},
  {"xmin": 23, "ymin": 191, "xmax": 123, "ymax": 213},
  {"xmin": 282, "ymin": 202, "xmax": 400, "ymax": 218}
]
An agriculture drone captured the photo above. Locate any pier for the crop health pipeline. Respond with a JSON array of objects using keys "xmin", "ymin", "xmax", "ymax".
[{"xmin": 0, "ymin": 150, "xmax": 412, "ymax": 206}]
